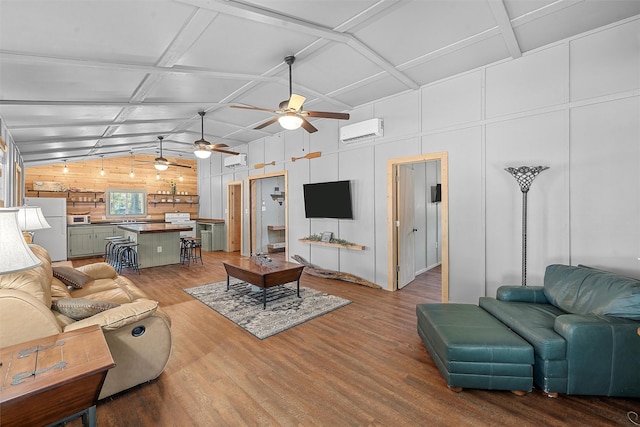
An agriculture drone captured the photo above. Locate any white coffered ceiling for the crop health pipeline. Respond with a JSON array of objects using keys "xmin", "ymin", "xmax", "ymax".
[{"xmin": 1, "ymin": 0, "xmax": 639, "ymax": 165}]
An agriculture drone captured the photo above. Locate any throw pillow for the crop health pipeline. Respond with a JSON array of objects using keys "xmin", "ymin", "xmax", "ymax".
[
  {"xmin": 52, "ymin": 266, "xmax": 94, "ymax": 289},
  {"xmin": 52, "ymin": 298, "xmax": 120, "ymax": 320}
]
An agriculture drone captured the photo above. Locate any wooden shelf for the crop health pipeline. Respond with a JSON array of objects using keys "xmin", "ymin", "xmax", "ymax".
[
  {"xmin": 268, "ymin": 225, "xmax": 286, "ymax": 231},
  {"xmin": 298, "ymin": 239, "xmax": 365, "ymax": 251}
]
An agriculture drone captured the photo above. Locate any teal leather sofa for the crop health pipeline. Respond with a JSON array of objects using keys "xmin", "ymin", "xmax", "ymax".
[{"xmin": 479, "ymin": 264, "xmax": 640, "ymax": 397}]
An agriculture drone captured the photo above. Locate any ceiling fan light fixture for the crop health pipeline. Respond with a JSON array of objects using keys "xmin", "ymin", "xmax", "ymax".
[
  {"xmin": 278, "ymin": 114, "xmax": 303, "ymax": 130},
  {"xmin": 194, "ymin": 145, "xmax": 212, "ymax": 159},
  {"xmin": 154, "ymin": 163, "xmax": 168, "ymax": 171}
]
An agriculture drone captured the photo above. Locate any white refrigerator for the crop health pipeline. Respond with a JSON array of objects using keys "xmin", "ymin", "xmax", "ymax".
[{"xmin": 24, "ymin": 197, "xmax": 67, "ymax": 262}]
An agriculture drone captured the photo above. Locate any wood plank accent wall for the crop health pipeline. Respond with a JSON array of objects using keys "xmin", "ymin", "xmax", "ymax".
[{"xmin": 25, "ymin": 155, "xmax": 198, "ymax": 221}]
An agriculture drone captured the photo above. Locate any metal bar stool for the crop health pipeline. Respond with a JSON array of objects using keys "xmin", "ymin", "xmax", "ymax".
[
  {"xmin": 114, "ymin": 241, "xmax": 140, "ymax": 274},
  {"xmin": 104, "ymin": 236, "xmax": 125, "ymax": 263},
  {"xmin": 181, "ymin": 237, "xmax": 203, "ymax": 266}
]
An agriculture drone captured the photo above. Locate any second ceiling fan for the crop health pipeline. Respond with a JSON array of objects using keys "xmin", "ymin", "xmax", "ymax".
[{"xmin": 231, "ymin": 56, "xmax": 350, "ymax": 133}]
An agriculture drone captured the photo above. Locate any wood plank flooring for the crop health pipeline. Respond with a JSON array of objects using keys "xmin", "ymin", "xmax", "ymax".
[{"xmin": 67, "ymin": 252, "xmax": 638, "ymax": 426}]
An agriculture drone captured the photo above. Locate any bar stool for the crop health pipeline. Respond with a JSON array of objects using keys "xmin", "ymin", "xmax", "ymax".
[
  {"xmin": 104, "ymin": 236, "xmax": 125, "ymax": 263},
  {"xmin": 113, "ymin": 241, "xmax": 140, "ymax": 274},
  {"xmin": 180, "ymin": 237, "xmax": 203, "ymax": 266}
]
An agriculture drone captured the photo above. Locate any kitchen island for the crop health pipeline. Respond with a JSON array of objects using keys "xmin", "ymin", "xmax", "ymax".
[{"xmin": 117, "ymin": 223, "xmax": 193, "ymax": 268}]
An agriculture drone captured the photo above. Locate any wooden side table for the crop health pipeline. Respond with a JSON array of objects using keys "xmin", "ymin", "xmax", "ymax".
[{"xmin": 0, "ymin": 325, "xmax": 115, "ymax": 427}]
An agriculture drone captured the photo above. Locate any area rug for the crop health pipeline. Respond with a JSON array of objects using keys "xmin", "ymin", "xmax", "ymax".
[{"xmin": 184, "ymin": 278, "xmax": 351, "ymax": 339}]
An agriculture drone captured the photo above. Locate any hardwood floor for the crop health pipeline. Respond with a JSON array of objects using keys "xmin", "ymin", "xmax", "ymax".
[{"xmin": 68, "ymin": 252, "xmax": 637, "ymax": 426}]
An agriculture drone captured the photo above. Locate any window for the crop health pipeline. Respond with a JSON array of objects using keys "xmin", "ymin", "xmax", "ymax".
[{"xmin": 106, "ymin": 189, "xmax": 146, "ymax": 217}]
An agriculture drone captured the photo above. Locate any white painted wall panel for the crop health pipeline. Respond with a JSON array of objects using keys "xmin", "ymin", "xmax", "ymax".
[
  {"xmin": 570, "ymin": 97, "xmax": 640, "ymax": 275},
  {"xmin": 485, "ymin": 111, "xmax": 569, "ymax": 295},
  {"xmin": 422, "ymin": 127, "xmax": 483, "ymax": 303},
  {"xmin": 374, "ymin": 90, "xmax": 420, "ymax": 137},
  {"xmin": 308, "ymin": 153, "xmax": 340, "ymax": 270},
  {"xmin": 422, "ymin": 71, "xmax": 482, "ymax": 131},
  {"xmin": 486, "ymin": 44, "xmax": 568, "ymax": 118},
  {"xmin": 339, "ymin": 146, "xmax": 376, "ymax": 283},
  {"xmin": 570, "ymin": 20, "xmax": 640, "ymax": 101}
]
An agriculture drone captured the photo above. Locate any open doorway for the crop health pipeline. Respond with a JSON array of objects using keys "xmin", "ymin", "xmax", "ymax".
[
  {"xmin": 248, "ymin": 171, "xmax": 288, "ymax": 259},
  {"xmin": 388, "ymin": 152, "xmax": 448, "ymax": 301},
  {"xmin": 226, "ymin": 180, "xmax": 243, "ymax": 253}
]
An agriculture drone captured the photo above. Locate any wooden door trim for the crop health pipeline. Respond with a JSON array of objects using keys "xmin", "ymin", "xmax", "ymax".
[
  {"xmin": 387, "ymin": 152, "xmax": 448, "ymax": 302},
  {"xmin": 226, "ymin": 180, "xmax": 243, "ymax": 253},
  {"xmin": 248, "ymin": 171, "xmax": 288, "ymax": 259}
]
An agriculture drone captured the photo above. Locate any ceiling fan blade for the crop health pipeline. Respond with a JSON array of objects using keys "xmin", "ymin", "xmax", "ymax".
[
  {"xmin": 287, "ymin": 94, "xmax": 305, "ymax": 112},
  {"xmin": 303, "ymin": 111, "xmax": 350, "ymax": 120},
  {"xmin": 213, "ymin": 148, "xmax": 240, "ymax": 155},
  {"xmin": 167, "ymin": 163, "xmax": 192, "ymax": 169},
  {"xmin": 300, "ymin": 118, "xmax": 318, "ymax": 133},
  {"xmin": 231, "ymin": 105, "xmax": 279, "ymax": 114},
  {"xmin": 254, "ymin": 116, "xmax": 280, "ymax": 130}
]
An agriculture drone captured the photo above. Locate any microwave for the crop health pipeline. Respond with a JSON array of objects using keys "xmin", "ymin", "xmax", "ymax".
[{"xmin": 67, "ymin": 214, "xmax": 91, "ymax": 225}]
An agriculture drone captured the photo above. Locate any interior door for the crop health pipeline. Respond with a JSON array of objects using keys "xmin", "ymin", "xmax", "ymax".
[
  {"xmin": 397, "ymin": 165, "xmax": 416, "ymax": 289},
  {"xmin": 227, "ymin": 182, "xmax": 242, "ymax": 252}
]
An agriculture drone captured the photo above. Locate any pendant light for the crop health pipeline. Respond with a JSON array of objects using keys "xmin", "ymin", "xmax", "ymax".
[
  {"xmin": 100, "ymin": 155, "xmax": 106, "ymax": 176},
  {"xmin": 194, "ymin": 111, "xmax": 212, "ymax": 159},
  {"xmin": 63, "ymin": 160, "xmax": 69, "ymax": 174},
  {"xmin": 129, "ymin": 152, "xmax": 135, "ymax": 178}
]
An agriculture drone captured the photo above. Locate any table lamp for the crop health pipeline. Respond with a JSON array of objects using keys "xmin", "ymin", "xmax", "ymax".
[
  {"xmin": 17, "ymin": 206, "xmax": 51, "ymax": 243},
  {"xmin": 0, "ymin": 208, "xmax": 42, "ymax": 274}
]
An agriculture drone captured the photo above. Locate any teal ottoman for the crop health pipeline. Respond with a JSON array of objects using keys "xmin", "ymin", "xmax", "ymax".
[{"xmin": 416, "ymin": 303, "xmax": 534, "ymax": 394}]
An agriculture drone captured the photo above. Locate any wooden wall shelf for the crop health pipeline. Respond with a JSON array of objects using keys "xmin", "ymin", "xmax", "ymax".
[{"xmin": 298, "ymin": 239, "xmax": 365, "ymax": 251}]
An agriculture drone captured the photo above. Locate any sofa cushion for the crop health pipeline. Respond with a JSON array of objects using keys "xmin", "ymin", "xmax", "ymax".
[
  {"xmin": 543, "ymin": 264, "xmax": 640, "ymax": 320},
  {"xmin": 52, "ymin": 298, "xmax": 120, "ymax": 320},
  {"xmin": 53, "ymin": 266, "xmax": 94, "ymax": 289},
  {"xmin": 479, "ymin": 297, "xmax": 567, "ymax": 360}
]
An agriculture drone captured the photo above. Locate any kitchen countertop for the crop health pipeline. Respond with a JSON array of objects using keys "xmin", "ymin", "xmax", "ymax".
[
  {"xmin": 194, "ymin": 218, "xmax": 224, "ymax": 223},
  {"xmin": 116, "ymin": 223, "xmax": 193, "ymax": 234}
]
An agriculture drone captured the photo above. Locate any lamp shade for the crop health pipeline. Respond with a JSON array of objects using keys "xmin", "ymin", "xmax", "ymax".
[
  {"xmin": 17, "ymin": 206, "xmax": 51, "ymax": 231},
  {"xmin": 154, "ymin": 163, "xmax": 169, "ymax": 171},
  {"xmin": 278, "ymin": 114, "xmax": 303, "ymax": 130},
  {"xmin": 0, "ymin": 208, "xmax": 42, "ymax": 274},
  {"xmin": 194, "ymin": 147, "xmax": 212, "ymax": 159}
]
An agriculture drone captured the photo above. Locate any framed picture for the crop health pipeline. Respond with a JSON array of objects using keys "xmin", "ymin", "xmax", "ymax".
[{"xmin": 321, "ymin": 232, "xmax": 333, "ymax": 242}]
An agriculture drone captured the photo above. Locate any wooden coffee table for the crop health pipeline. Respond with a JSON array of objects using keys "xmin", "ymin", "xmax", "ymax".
[
  {"xmin": 222, "ymin": 257, "xmax": 305, "ymax": 309},
  {"xmin": 0, "ymin": 325, "xmax": 115, "ymax": 427}
]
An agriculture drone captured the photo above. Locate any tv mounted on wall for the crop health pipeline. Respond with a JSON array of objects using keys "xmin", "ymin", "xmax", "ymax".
[{"xmin": 303, "ymin": 180, "xmax": 353, "ymax": 219}]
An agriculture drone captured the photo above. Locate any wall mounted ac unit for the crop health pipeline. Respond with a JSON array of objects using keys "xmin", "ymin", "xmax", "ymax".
[
  {"xmin": 339, "ymin": 118, "xmax": 383, "ymax": 143},
  {"xmin": 224, "ymin": 153, "xmax": 247, "ymax": 168}
]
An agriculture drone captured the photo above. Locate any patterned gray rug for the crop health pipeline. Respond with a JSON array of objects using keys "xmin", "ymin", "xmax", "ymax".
[{"xmin": 184, "ymin": 278, "xmax": 351, "ymax": 339}]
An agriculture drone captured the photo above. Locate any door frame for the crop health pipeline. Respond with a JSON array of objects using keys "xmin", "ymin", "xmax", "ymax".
[
  {"xmin": 387, "ymin": 152, "xmax": 449, "ymax": 301},
  {"xmin": 248, "ymin": 171, "xmax": 288, "ymax": 258},
  {"xmin": 226, "ymin": 180, "xmax": 243, "ymax": 253}
]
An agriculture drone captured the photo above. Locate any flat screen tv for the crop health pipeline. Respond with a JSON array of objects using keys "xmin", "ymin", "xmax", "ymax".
[{"xmin": 303, "ymin": 180, "xmax": 353, "ymax": 219}]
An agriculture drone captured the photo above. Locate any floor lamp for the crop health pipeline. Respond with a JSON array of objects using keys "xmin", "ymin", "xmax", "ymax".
[{"xmin": 505, "ymin": 166, "xmax": 549, "ymax": 286}]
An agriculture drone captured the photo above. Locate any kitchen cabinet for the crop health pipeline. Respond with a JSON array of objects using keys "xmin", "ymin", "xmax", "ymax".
[{"xmin": 68, "ymin": 225, "xmax": 118, "ymax": 258}]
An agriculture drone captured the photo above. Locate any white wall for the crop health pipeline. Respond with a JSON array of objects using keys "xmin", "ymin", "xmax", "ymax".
[{"xmin": 199, "ymin": 17, "xmax": 640, "ymax": 302}]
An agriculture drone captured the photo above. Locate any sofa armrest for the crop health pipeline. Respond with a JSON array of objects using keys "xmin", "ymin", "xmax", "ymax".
[
  {"xmin": 0, "ymin": 289, "xmax": 62, "ymax": 348},
  {"xmin": 64, "ymin": 298, "xmax": 159, "ymax": 332},
  {"xmin": 554, "ymin": 314, "xmax": 640, "ymax": 396},
  {"xmin": 496, "ymin": 285, "xmax": 548, "ymax": 303},
  {"xmin": 75, "ymin": 262, "xmax": 118, "ymax": 280}
]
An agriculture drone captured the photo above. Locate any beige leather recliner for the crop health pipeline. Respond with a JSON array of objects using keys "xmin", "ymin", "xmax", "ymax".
[{"xmin": 0, "ymin": 244, "xmax": 172, "ymax": 399}]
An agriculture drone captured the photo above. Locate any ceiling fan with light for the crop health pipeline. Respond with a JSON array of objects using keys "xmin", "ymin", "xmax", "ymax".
[
  {"xmin": 231, "ymin": 56, "xmax": 350, "ymax": 133},
  {"xmin": 193, "ymin": 111, "xmax": 240, "ymax": 159},
  {"xmin": 135, "ymin": 136, "xmax": 192, "ymax": 170}
]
